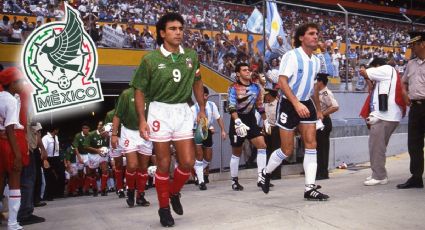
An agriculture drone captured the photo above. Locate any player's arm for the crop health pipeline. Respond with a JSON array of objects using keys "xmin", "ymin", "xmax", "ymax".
[
  {"xmin": 83, "ymin": 134, "xmax": 101, "ymax": 155},
  {"xmin": 36, "ymin": 130, "xmax": 48, "ymax": 160},
  {"xmin": 6, "ymin": 124, "xmax": 22, "ymax": 171},
  {"xmin": 227, "ymin": 85, "xmax": 239, "ymax": 120},
  {"xmin": 111, "ymin": 115, "xmax": 120, "ymax": 149},
  {"xmin": 278, "ymin": 75, "xmax": 310, "ymax": 118},
  {"xmin": 212, "ymin": 102, "xmax": 226, "ymax": 140},
  {"xmin": 134, "ymin": 89, "xmax": 150, "ymax": 140},
  {"xmin": 312, "ymin": 83, "xmax": 323, "ymax": 120},
  {"xmin": 255, "ymin": 85, "xmax": 267, "ymax": 121},
  {"xmin": 72, "ymin": 134, "xmax": 83, "ymax": 163},
  {"xmin": 193, "ymin": 69, "xmax": 206, "ymax": 122},
  {"xmin": 217, "ymin": 117, "xmax": 226, "ymax": 140}
]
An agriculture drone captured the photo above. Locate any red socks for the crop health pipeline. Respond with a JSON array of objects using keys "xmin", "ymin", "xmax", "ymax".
[
  {"xmin": 126, "ymin": 170, "xmax": 137, "ymax": 190},
  {"xmin": 155, "ymin": 171, "xmax": 170, "ymax": 208},
  {"xmin": 84, "ymin": 176, "xmax": 91, "ymax": 192},
  {"xmin": 115, "ymin": 169, "xmax": 123, "ymax": 190},
  {"xmin": 137, "ymin": 169, "xmax": 148, "ymax": 194},
  {"xmin": 170, "ymin": 167, "xmax": 191, "ymax": 195},
  {"xmin": 101, "ymin": 174, "xmax": 108, "ymax": 191}
]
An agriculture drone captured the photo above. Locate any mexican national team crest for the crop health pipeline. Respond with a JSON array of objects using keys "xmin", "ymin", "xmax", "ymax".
[{"xmin": 21, "ymin": 4, "xmax": 103, "ymax": 114}]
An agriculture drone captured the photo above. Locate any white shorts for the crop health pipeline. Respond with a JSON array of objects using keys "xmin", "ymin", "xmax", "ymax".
[
  {"xmin": 88, "ymin": 153, "xmax": 108, "ymax": 169},
  {"xmin": 79, "ymin": 154, "xmax": 89, "ymax": 168},
  {"xmin": 147, "ymin": 101, "xmax": 194, "ymax": 142},
  {"xmin": 110, "ymin": 137, "xmax": 124, "ymax": 158},
  {"xmin": 119, "ymin": 125, "xmax": 153, "ymax": 155}
]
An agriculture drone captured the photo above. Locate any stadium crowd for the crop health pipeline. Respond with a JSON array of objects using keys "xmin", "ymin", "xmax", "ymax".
[{"xmin": 0, "ymin": 0, "xmax": 418, "ymax": 82}]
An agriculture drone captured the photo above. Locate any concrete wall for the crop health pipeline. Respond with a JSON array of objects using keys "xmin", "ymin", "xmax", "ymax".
[{"xmin": 329, "ymin": 133, "xmax": 408, "ymax": 169}]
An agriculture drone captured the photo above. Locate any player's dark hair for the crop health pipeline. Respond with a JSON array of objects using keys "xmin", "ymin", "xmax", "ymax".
[
  {"xmin": 203, "ymin": 86, "xmax": 209, "ymax": 95},
  {"xmin": 369, "ymin": 58, "xmax": 387, "ymax": 67},
  {"xmin": 235, "ymin": 62, "xmax": 249, "ymax": 73},
  {"xmin": 294, "ymin": 23, "xmax": 319, "ymax": 48},
  {"xmin": 81, "ymin": 121, "xmax": 90, "ymax": 128},
  {"xmin": 156, "ymin": 12, "xmax": 185, "ymax": 46},
  {"xmin": 316, "ymin": 73, "xmax": 329, "ymax": 86},
  {"xmin": 46, "ymin": 124, "xmax": 59, "ymax": 133}
]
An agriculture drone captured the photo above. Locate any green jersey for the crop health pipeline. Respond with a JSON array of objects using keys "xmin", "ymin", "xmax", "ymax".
[
  {"xmin": 115, "ymin": 88, "xmax": 139, "ymax": 130},
  {"xmin": 64, "ymin": 146, "xmax": 76, "ymax": 163},
  {"xmin": 130, "ymin": 45, "xmax": 201, "ymax": 104},
  {"xmin": 104, "ymin": 109, "xmax": 115, "ymax": 124},
  {"xmin": 84, "ymin": 130, "xmax": 109, "ymax": 149},
  {"xmin": 72, "ymin": 132, "xmax": 89, "ymax": 155}
]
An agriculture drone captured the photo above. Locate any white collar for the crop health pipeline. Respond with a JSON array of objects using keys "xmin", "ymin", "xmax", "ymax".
[
  {"xmin": 48, "ymin": 132, "xmax": 55, "ymax": 138},
  {"xmin": 160, "ymin": 44, "xmax": 184, "ymax": 57},
  {"xmin": 297, "ymin": 47, "xmax": 314, "ymax": 60}
]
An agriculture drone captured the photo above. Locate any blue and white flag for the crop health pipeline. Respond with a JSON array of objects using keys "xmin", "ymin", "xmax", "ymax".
[
  {"xmin": 266, "ymin": 1, "xmax": 290, "ymax": 50},
  {"xmin": 246, "ymin": 7, "xmax": 263, "ymax": 34}
]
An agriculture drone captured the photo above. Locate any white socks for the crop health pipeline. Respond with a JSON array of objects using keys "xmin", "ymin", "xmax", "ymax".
[
  {"xmin": 8, "ymin": 189, "xmax": 22, "ymax": 230},
  {"xmin": 304, "ymin": 148, "xmax": 318, "ymax": 191},
  {"xmin": 230, "ymin": 155, "xmax": 240, "ymax": 178},
  {"xmin": 202, "ymin": 159, "xmax": 210, "ymax": 169},
  {"xmin": 266, "ymin": 148, "xmax": 287, "ymax": 174},
  {"xmin": 195, "ymin": 160, "xmax": 204, "ymax": 183},
  {"xmin": 257, "ymin": 149, "xmax": 267, "ymax": 181}
]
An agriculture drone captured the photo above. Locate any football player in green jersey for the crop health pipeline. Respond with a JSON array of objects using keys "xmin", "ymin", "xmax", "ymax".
[
  {"xmin": 83, "ymin": 121, "xmax": 110, "ymax": 196},
  {"xmin": 112, "ymin": 88, "xmax": 152, "ymax": 208},
  {"xmin": 71, "ymin": 122, "xmax": 91, "ymax": 195},
  {"xmin": 131, "ymin": 12, "xmax": 206, "ymax": 227}
]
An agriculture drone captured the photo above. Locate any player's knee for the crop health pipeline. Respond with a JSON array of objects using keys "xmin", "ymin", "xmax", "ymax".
[
  {"xmin": 126, "ymin": 163, "xmax": 138, "ymax": 172},
  {"xmin": 178, "ymin": 159, "xmax": 195, "ymax": 170},
  {"xmin": 304, "ymin": 141, "xmax": 317, "ymax": 149}
]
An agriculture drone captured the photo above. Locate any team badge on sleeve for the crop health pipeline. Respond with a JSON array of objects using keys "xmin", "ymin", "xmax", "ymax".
[{"xmin": 186, "ymin": 57, "xmax": 193, "ymax": 69}]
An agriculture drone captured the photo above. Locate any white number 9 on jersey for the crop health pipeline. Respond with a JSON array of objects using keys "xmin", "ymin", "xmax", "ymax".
[{"xmin": 172, "ymin": 69, "xmax": 181, "ymax": 82}]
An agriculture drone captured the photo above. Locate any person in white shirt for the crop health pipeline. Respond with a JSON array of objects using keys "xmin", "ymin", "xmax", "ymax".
[
  {"xmin": 360, "ymin": 58, "xmax": 402, "ymax": 186},
  {"xmin": 0, "ymin": 67, "xmax": 27, "ymax": 230},
  {"xmin": 332, "ymin": 47, "xmax": 342, "ymax": 77},
  {"xmin": 42, "ymin": 125, "xmax": 64, "ymax": 200},
  {"xmin": 191, "ymin": 87, "xmax": 226, "ymax": 190}
]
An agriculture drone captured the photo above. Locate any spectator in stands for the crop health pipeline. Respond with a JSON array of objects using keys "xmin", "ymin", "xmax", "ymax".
[
  {"xmin": 9, "ymin": 22, "xmax": 23, "ymax": 43},
  {"xmin": 0, "ymin": 15, "xmax": 11, "ymax": 42},
  {"xmin": 265, "ymin": 58, "xmax": 279, "ymax": 89}
]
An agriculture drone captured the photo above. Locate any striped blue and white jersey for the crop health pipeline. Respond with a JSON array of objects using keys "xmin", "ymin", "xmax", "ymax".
[{"xmin": 278, "ymin": 47, "xmax": 321, "ymax": 101}]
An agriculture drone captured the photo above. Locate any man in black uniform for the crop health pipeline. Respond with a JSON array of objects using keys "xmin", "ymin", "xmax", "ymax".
[{"xmin": 397, "ymin": 32, "xmax": 425, "ymax": 189}]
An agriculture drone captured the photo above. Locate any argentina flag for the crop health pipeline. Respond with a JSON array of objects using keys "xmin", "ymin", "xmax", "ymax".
[
  {"xmin": 246, "ymin": 7, "xmax": 264, "ymax": 34},
  {"xmin": 266, "ymin": 1, "xmax": 290, "ymax": 50}
]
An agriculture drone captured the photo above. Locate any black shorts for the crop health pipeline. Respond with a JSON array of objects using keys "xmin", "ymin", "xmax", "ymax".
[
  {"xmin": 229, "ymin": 113, "xmax": 262, "ymax": 147},
  {"xmin": 196, "ymin": 130, "xmax": 213, "ymax": 148},
  {"xmin": 276, "ymin": 98, "xmax": 317, "ymax": 130}
]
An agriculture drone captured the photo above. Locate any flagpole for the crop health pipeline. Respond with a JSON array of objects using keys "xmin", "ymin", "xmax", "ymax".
[{"xmin": 262, "ymin": 0, "xmax": 266, "ymax": 74}]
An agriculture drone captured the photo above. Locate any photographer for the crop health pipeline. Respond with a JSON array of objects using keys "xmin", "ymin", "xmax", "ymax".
[{"xmin": 359, "ymin": 58, "xmax": 406, "ymax": 186}]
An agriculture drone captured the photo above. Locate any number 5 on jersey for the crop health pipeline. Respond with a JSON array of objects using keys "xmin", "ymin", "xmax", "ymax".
[{"xmin": 173, "ymin": 69, "xmax": 181, "ymax": 82}]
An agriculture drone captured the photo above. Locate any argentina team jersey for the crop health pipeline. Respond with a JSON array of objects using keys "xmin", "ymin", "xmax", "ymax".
[
  {"xmin": 279, "ymin": 47, "xmax": 321, "ymax": 101},
  {"xmin": 227, "ymin": 81, "xmax": 265, "ymax": 115}
]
